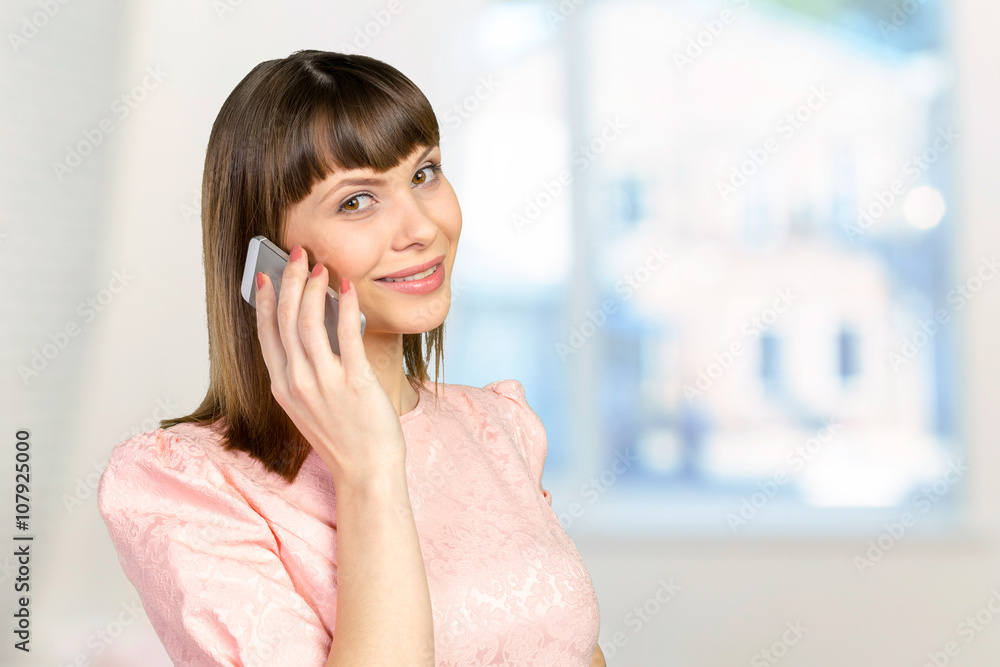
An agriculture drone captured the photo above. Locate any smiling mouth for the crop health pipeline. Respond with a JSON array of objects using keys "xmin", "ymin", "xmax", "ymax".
[{"xmin": 376, "ymin": 263, "xmax": 442, "ymax": 282}]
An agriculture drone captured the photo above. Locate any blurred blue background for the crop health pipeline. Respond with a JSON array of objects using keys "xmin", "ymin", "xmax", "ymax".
[{"xmin": 448, "ymin": 0, "xmax": 963, "ymax": 529}]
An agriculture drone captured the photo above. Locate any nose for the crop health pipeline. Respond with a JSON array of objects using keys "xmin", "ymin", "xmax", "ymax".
[{"xmin": 392, "ymin": 190, "xmax": 439, "ymax": 248}]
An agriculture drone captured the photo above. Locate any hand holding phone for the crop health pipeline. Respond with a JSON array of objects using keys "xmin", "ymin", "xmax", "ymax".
[
  {"xmin": 240, "ymin": 235, "xmax": 365, "ymax": 356},
  {"xmin": 248, "ymin": 239, "xmax": 408, "ymax": 483}
]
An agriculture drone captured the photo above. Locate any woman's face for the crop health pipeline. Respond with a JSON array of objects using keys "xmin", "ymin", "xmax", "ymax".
[{"xmin": 283, "ymin": 143, "xmax": 461, "ymax": 337}]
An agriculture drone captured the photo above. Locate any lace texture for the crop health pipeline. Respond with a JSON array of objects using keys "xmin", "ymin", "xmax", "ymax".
[{"xmin": 97, "ymin": 379, "xmax": 600, "ymax": 666}]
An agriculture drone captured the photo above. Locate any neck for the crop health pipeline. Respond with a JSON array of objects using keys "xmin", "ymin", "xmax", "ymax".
[{"xmin": 362, "ymin": 331, "xmax": 419, "ymax": 416}]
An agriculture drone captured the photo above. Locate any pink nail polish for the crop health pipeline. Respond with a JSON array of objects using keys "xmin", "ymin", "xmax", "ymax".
[
  {"xmin": 340, "ymin": 276, "xmax": 350, "ymax": 294},
  {"xmin": 290, "ymin": 245, "xmax": 303, "ymax": 262}
]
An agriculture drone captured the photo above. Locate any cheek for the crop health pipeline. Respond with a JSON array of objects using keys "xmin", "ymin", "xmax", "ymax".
[
  {"xmin": 313, "ymin": 233, "xmax": 382, "ymax": 281},
  {"xmin": 440, "ymin": 192, "xmax": 463, "ymax": 240}
]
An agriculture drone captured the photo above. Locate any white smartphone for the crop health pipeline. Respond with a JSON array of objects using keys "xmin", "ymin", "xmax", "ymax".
[{"xmin": 240, "ymin": 235, "xmax": 365, "ymax": 356}]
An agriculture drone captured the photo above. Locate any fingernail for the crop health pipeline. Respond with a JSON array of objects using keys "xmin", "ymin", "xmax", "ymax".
[
  {"xmin": 311, "ymin": 263, "xmax": 324, "ymax": 278},
  {"xmin": 290, "ymin": 245, "xmax": 303, "ymax": 263},
  {"xmin": 340, "ymin": 276, "xmax": 350, "ymax": 294},
  {"xmin": 255, "ymin": 272, "xmax": 264, "ymax": 290}
]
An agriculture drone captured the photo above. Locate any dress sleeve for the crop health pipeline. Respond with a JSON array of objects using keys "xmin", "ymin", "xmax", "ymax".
[
  {"xmin": 97, "ymin": 429, "xmax": 332, "ymax": 667},
  {"xmin": 484, "ymin": 379, "xmax": 553, "ymax": 507}
]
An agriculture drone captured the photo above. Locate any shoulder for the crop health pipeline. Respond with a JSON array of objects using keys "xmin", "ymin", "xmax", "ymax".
[
  {"xmin": 101, "ymin": 423, "xmax": 220, "ymax": 481},
  {"xmin": 468, "ymin": 379, "xmax": 547, "ymax": 464},
  {"xmin": 417, "ymin": 380, "xmax": 552, "ymax": 504},
  {"xmin": 96, "ymin": 423, "xmax": 276, "ymax": 573},
  {"xmin": 94, "ymin": 427, "xmax": 331, "ymax": 665},
  {"xmin": 480, "ymin": 379, "xmax": 541, "ymax": 431},
  {"xmin": 427, "ymin": 379, "xmax": 535, "ymax": 425},
  {"xmin": 97, "ymin": 423, "xmax": 234, "ymax": 520},
  {"xmin": 482, "ymin": 378, "xmax": 530, "ymax": 404},
  {"xmin": 438, "ymin": 378, "xmax": 530, "ymax": 410}
]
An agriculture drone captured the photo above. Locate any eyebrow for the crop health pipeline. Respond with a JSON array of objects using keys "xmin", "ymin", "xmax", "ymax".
[{"xmin": 319, "ymin": 145, "xmax": 435, "ymax": 205}]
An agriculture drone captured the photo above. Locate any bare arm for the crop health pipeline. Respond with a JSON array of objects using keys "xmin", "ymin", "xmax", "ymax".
[
  {"xmin": 324, "ymin": 467, "xmax": 433, "ymax": 666},
  {"xmin": 253, "ymin": 251, "xmax": 434, "ymax": 666},
  {"xmin": 591, "ymin": 643, "xmax": 607, "ymax": 667}
]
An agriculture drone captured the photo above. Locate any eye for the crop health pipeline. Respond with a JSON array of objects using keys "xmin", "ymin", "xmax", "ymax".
[
  {"xmin": 336, "ymin": 161, "xmax": 443, "ymax": 216},
  {"xmin": 339, "ymin": 192, "xmax": 375, "ymax": 214},
  {"xmin": 412, "ymin": 161, "xmax": 443, "ymax": 187}
]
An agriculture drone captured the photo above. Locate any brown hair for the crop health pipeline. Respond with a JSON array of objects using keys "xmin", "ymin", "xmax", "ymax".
[{"xmin": 160, "ymin": 49, "xmax": 445, "ymax": 483}]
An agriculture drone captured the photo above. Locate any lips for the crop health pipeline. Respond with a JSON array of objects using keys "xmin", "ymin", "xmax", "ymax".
[
  {"xmin": 375, "ymin": 261, "xmax": 445, "ymax": 294},
  {"xmin": 376, "ymin": 254, "xmax": 446, "ymax": 281}
]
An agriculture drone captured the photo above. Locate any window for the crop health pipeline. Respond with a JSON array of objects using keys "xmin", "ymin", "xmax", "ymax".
[{"xmin": 448, "ymin": 0, "xmax": 961, "ymax": 535}]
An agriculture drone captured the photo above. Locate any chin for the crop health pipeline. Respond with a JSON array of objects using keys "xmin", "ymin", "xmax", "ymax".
[
  {"xmin": 366, "ymin": 312, "xmax": 449, "ymax": 336},
  {"xmin": 363, "ymin": 283, "xmax": 452, "ymax": 331},
  {"xmin": 405, "ymin": 315, "xmax": 448, "ymax": 335}
]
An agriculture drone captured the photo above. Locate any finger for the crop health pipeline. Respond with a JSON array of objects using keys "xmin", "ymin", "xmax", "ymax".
[
  {"xmin": 254, "ymin": 272, "xmax": 287, "ymax": 373},
  {"xmin": 335, "ymin": 275, "xmax": 369, "ymax": 380},
  {"xmin": 298, "ymin": 261, "xmax": 339, "ymax": 379},
  {"xmin": 275, "ymin": 245, "xmax": 318, "ymax": 392}
]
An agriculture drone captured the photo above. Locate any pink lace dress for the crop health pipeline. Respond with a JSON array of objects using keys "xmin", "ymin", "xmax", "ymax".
[{"xmin": 97, "ymin": 379, "xmax": 600, "ymax": 666}]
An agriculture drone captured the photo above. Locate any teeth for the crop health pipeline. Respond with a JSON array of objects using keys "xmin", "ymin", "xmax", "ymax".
[{"xmin": 381, "ymin": 264, "xmax": 438, "ymax": 282}]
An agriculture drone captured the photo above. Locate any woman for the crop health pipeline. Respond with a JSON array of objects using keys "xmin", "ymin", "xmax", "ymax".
[{"xmin": 98, "ymin": 49, "xmax": 605, "ymax": 667}]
